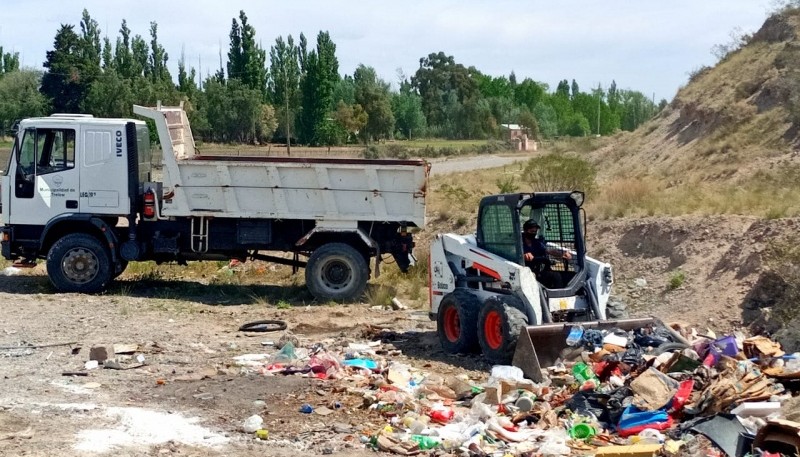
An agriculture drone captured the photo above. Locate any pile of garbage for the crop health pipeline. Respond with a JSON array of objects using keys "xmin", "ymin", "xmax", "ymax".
[{"xmin": 235, "ymin": 323, "xmax": 800, "ymax": 456}]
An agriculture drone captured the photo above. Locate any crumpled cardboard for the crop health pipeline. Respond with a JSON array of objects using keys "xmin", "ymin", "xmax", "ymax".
[
  {"xmin": 753, "ymin": 419, "xmax": 800, "ymax": 455},
  {"xmin": 691, "ymin": 359, "xmax": 784, "ymax": 415},
  {"xmin": 630, "ymin": 367, "xmax": 678, "ymax": 411},
  {"xmin": 743, "ymin": 336, "xmax": 785, "ymax": 359}
]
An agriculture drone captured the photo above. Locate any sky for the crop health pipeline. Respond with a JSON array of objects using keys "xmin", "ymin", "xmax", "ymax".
[{"xmin": 0, "ymin": 0, "xmax": 780, "ymax": 101}]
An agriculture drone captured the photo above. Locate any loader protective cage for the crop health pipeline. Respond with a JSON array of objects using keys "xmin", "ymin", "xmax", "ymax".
[{"xmin": 476, "ymin": 192, "xmax": 586, "ymax": 295}]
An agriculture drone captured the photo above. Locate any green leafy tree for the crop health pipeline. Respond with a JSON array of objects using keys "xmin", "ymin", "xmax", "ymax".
[
  {"xmin": 78, "ymin": 9, "xmax": 102, "ymax": 82},
  {"xmin": 565, "ymin": 112, "xmax": 591, "ymax": 137},
  {"xmin": 147, "ymin": 22, "xmax": 170, "ymax": 83},
  {"xmin": 0, "ymin": 69, "xmax": 49, "ymax": 133},
  {"xmin": 131, "ymin": 34, "xmax": 149, "ymax": 78},
  {"xmin": 268, "ymin": 35, "xmax": 301, "ymax": 151},
  {"xmin": 83, "ymin": 69, "xmax": 133, "ymax": 117},
  {"xmin": 411, "ymin": 52, "xmax": 479, "ymax": 129},
  {"xmin": 333, "ymin": 100, "xmax": 367, "ymax": 143},
  {"xmin": 332, "ymin": 75, "xmax": 355, "ymax": 105},
  {"xmin": 354, "ymin": 64, "xmax": 394, "ymax": 142},
  {"xmin": 555, "ymin": 80, "xmax": 570, "ymax": 98},
  {"xmin": 201, "ymin": 77, "xmax": 264, "ymax": 143},
  {"xmin": 0, "ymin": 47, "xmax": 20, "ymax": 75},
  {"xmin": 513, "ymin": 78, "xmax": 545, "ymax": 112},
  {"xmin": 41, "ymin": 25, "xmax": 84, "ymax": 113},
  {"xmin": 391, "ymin": 91, "xmax": 426, "ymax": 140},
  {"xmin": 487, "ymin": 96, "xmax": 519, "ymax": 127},
  {"xmin": 177, "ymin": 48, "xmax": 198, "ymax": 97},
  {"xmin": 113, "ymin": 20, "xmax": 135, "ymax": 78},
  {"xmin": 618, "ymin": 89, "xmax": 657, "ymax": 131},
  {"xmin": 298, "ymin": 31, "xmax": 339, "ymax": 145},
  {"xmin": 228, "ymin": 11, "xmax": 267, "ymax": 99},
  {"xmin": 570, "ymin": 79, "xmax": 580, "ymax": 100},
  {"xmin": 475, "ymin": 73, "xmax": 513, "ymax": 99},
  {"xmin": 533, "ymin": 102, "xmax": 558, "ymax": 139},
  {"xmin": 517, "ymin": 108, "xmax": 540, "ymax": 141}
]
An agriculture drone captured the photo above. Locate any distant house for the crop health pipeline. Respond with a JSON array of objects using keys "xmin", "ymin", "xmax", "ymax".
[{"xmin": 500, "ymin": 124, "xmax": 537, "ymax": 151}]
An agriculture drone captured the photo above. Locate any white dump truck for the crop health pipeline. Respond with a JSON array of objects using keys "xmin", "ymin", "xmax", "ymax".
[{"xmin": 0, "ymin": 103, "xmax": 428, "ymax": 301}]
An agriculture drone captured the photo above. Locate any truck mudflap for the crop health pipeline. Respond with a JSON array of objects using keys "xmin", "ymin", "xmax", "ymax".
[{"xmin": 511, "ymin": 317, "xmax": 688, "ymax": 382}]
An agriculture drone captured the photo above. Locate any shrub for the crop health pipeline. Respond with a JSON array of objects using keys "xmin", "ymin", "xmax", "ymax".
[
  {"xmin": 667, "ymin": 270, "xmax": 686, "ymax": 290},
  {"xmin": 495, "ymin": 175, "xmax": 519, "ymax": 193},
  {"xmin": 521, "ymin": 153, "xmax": 597, "ymax": 196}
]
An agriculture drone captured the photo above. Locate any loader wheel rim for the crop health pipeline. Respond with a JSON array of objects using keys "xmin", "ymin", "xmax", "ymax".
[
  {"xmin": 443, "ymin": 307, "xmax": 460, "ymax": 342},
  {"xmin": 484, "ymin": 310, "xmax": 503, "ymax": 350}
]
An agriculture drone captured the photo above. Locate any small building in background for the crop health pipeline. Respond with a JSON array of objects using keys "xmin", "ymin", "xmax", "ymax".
[{"xmin": 500, "ymin": 124, "xmax": 537, "ymax": 151}]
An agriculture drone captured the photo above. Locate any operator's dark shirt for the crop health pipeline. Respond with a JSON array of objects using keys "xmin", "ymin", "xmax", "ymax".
[{"xmin": 523, "ymin": 236, "xmax": 548, "ymax": 259}]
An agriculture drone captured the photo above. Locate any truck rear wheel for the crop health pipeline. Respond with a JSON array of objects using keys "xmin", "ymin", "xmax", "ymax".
[
  {"xmin": 46, "ymin": 233, "xmax": 112, "ymax": 294},
  {"xmin": 478, "ymin": 296, "xmax": 529, "ymax": 364},
  {"xmin": 437, "ymin": 289, "xmax": 480, "ymax": 354},
  {"xmin": 305, "ymin": 243, "xmax": 369, "ymax": 302}
]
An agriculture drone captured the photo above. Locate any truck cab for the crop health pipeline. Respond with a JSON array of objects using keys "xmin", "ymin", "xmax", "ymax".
[{"xmin": 2, "ymin": 115, "xmax": 148, "ymax": 264}]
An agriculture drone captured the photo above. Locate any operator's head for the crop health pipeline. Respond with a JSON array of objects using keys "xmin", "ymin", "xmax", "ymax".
[{"xmin": 523, "ymin": 220, "xmax": 540, "ymax": 238}]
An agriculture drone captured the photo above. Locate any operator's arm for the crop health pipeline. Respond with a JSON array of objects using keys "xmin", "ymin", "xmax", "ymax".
[{"xmin": 547, "ymin": 246, "xmax": 572, "ymax": 260}]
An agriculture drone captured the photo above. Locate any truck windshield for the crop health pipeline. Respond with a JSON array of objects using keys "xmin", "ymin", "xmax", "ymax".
[{"xmin": 3, "ymin": 136, "xmax": 18, "ymax": 176}]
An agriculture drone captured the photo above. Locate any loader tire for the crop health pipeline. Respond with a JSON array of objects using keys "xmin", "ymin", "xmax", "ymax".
[
  {"xmin": 306, "ymin": 243, "xmax": 369, "ymax": 302},
  {"xmin": 46, "ymin": 233, "xmax": 112, "ymax": 294},
  {"xmin": 478, "ymin": 296, "xmax": 529, "ymax": 365},
  {"xmin": 437, "ymin": 289, "xmax": 480, "ymax": 354}
]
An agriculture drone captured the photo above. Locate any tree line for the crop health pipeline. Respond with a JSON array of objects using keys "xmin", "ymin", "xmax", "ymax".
[{"xmin": 0, "ymin": 9, "xmax": 666, "ymax": 148}]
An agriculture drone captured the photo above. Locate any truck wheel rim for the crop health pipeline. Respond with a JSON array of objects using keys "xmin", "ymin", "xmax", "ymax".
[
  {"xmin": 321, "ymin": 259, "xmax": 352, "ymax": 290},
  {"xmin": 61, "ymin": 247, "xmax": 99, "ymax": 284},
  {"xmin": 484, "ymin": 310, "xmax": 503, "ymax": 350},
  {"xmin": 443, "ymin": 307, "xmax": 460, "ymax": 342}
]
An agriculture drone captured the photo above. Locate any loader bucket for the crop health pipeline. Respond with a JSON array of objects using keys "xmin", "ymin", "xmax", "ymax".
[{"xmin": 511, "ymin": 318, "xmax": 665, "ymax": 382}]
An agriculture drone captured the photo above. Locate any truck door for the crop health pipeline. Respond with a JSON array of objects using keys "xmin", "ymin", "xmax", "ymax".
[
  {"xmin": 78, "ymin": 126, "xmax": 131, "ymax": 215},
  {"xmin": 7, "ymin": 127, "xmax": 80, "ymax": 225}
]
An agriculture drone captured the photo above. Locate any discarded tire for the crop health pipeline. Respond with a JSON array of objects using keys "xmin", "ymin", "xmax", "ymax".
[{"xmin": 238, "ymin": 320, "xmax": 288, "ymax": 332}]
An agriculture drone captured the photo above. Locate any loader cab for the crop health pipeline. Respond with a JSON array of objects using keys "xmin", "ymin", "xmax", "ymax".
[{"xmin": 476, "ymin": 191, "xmax": 586, "ymax": 290}]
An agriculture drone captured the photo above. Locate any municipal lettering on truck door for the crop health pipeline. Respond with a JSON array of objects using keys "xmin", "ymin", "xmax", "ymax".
[
  {"xmin": 7, "ymin": 127, "xmax": 80, "ymax": 225},
  {"xmin": 79, "ymin": 127, "xmax": 129, "ymax": 215}
]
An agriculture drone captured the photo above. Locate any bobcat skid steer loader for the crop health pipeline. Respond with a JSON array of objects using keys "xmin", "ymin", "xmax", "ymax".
[{"xmin": 428, "ymin": 191, "xmax": 654, "ymax": 381}]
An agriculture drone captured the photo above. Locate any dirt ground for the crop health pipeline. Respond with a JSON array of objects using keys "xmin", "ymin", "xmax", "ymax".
[{"xmin": 0, "ymin": 213, "xmax": 794, "ymax": 456}]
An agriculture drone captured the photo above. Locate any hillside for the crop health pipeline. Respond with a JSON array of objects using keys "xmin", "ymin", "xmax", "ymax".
[{"xmin": 590, "ymin": 8, "xmax": 800, "ymax": 190}]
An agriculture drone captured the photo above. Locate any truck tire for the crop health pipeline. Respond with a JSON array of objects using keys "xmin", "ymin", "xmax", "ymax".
[
  {"xmin": 305, "ymin": 243, "xmax": 369, "ymax": 302},
  {"xmin": 478, "ymin": 296, "xmax": 529, "ymax": 364},
  {"xmin": 46, "ymin": 233, "xmax": 112, "ymax": 294},
  {"xmin": 437, "ymin": 289, "xmax": 480, "ymax": 354}
]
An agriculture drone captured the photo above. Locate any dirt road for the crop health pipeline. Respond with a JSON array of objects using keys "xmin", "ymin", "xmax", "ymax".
[{"xmin": 428, "ymin": 154, "xmax": 528, "ymax": 176}]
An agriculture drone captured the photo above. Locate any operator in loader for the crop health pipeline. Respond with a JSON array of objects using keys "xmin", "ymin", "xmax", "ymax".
[{"xmin": 522, "ymin": 220, "xmax": 572, "ymax": 289}]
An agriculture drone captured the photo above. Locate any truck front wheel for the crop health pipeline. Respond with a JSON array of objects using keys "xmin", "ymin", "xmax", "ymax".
[
  {"xmin": 46, "ymin": 233, "xmax": 112, "ymax": 294},
  {"xmin": 305, "ymin": 243, "xmax": 369, "ymax": 302}
]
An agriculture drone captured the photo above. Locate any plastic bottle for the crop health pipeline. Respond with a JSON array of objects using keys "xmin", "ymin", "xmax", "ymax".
[
  {"xmin": 410, "ymin": 435, "xmax": 441, "ymax": 450},
  {"xmin": 572, "ymin": 362, "xmax": 597, "ymax": 384},
  {"xmin": 566, "ymin": 325, "xmax": 585, "ymax": 346},
  {"xmin": 515, "ymin": 391, "xmax": 537, "ymax": 411}
]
